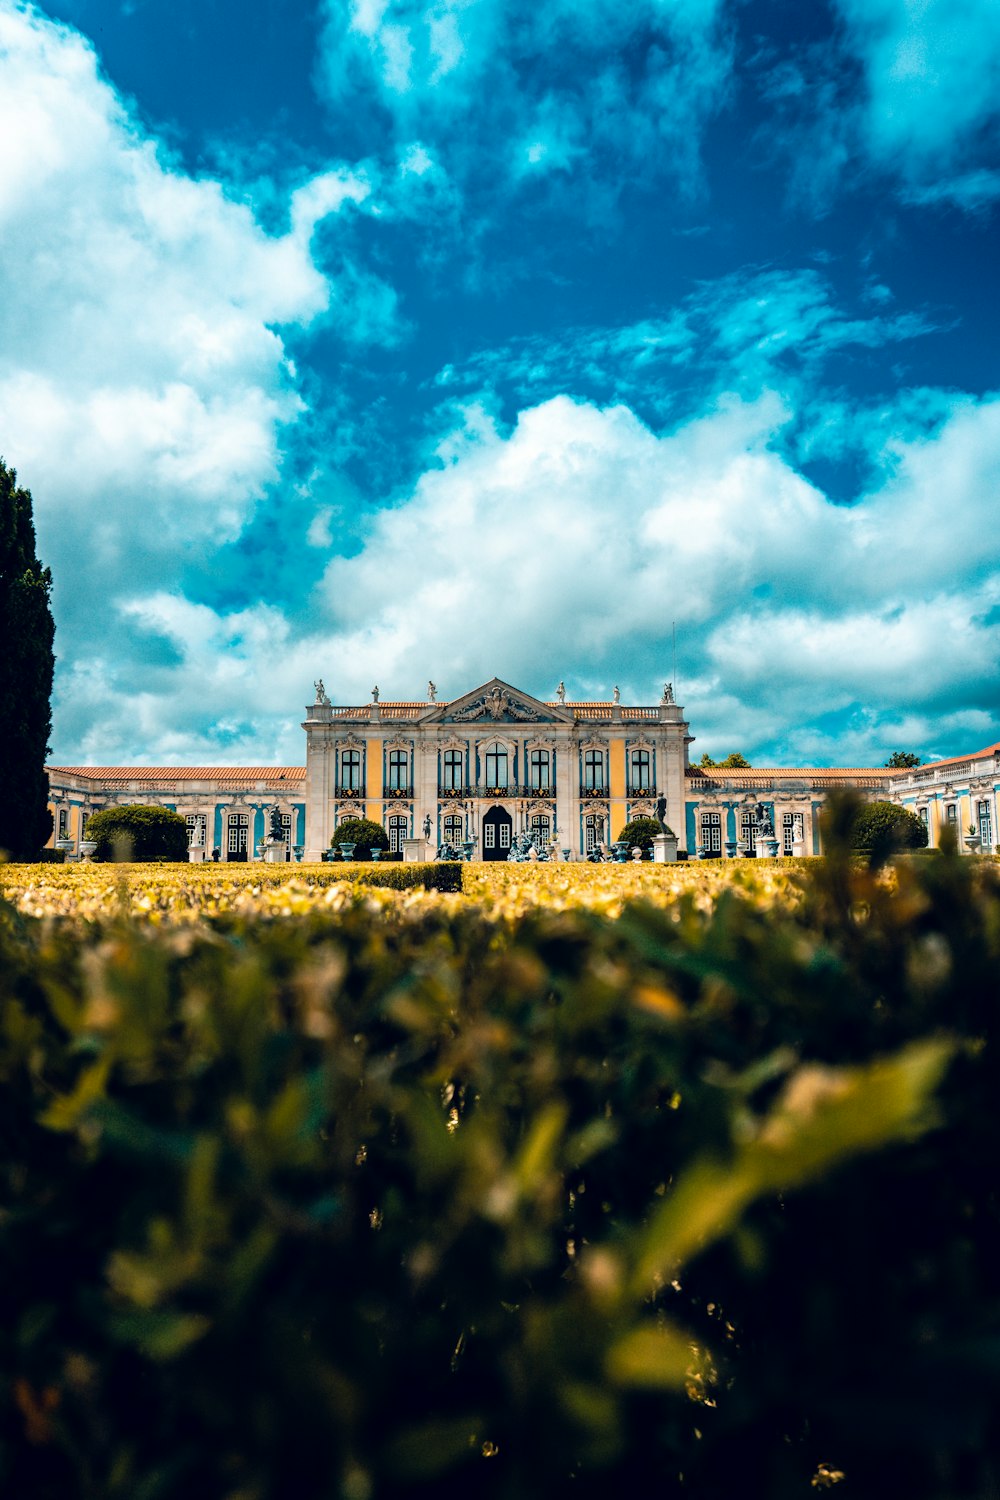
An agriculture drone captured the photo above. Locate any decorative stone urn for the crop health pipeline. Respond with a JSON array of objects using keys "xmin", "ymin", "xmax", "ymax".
[{"xmin": 79, "ymin": 840, "xmax": 98, "ymax": 861}]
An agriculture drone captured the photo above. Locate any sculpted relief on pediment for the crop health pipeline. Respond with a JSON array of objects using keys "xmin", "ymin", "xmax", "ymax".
[{"xmin": 448, "ymin": 686, "xmax": 544, "ymax": 723}]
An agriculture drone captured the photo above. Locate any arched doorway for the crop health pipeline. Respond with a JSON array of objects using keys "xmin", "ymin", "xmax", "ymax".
[{"xmin": 481, "ymin": 805, "xmax": 513, "ymax": 861}]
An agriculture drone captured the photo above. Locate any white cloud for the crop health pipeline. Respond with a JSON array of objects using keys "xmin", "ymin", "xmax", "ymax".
[
  {"xmin": 833, "ymin": 0, "xmax": 1000, "ymax": 205},
  {"xmin": 318, "ymin": 0, "xmax": 734, "ymax": 210},
  {"xmin": 61, "ymin": 379, "xmax": 1000, "ymax": 765},
  {"xmin": 0, "ymin": 1, "xmax": 392, "ymax": 749},
  {"xmin": 297, "ymin": 386, "xmax": 1000, "ymax": 764}
]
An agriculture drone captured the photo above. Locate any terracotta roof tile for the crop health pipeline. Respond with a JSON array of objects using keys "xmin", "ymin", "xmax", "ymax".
[{"xmin": 49, "ymin": 766, "xmax": 305, "ymax": 783}]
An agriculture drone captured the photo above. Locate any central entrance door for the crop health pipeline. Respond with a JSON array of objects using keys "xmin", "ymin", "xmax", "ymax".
[{"xmin": 482, "ymin": 806, "xmax": 513, "ymax": 861}]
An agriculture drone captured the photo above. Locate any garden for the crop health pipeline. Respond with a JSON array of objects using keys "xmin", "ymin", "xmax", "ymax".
[{"xmin": 2, "ymin": 800, "xmax": 1000, "ymax": 1498}]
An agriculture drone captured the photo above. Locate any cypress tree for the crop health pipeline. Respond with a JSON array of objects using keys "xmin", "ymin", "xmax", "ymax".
[{"xmin": 0, "ymin": 459, "xmax": 55, "ymax": 858}]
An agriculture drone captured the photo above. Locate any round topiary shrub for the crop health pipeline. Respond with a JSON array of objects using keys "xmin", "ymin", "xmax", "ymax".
[
  {"xmin": 85, "ymin": 805, "xmax": 189, "ymax": 862},
  {"xmin": 330, "ymin": 817, "xmax": 389, "ymax": 862},
  {"xmin": 616, "ymin": 816, "xmax": 667, "ymax": 853},
  {"xmin": 851, "ymin": 801, "xmax": 928, "ymax": 864}
]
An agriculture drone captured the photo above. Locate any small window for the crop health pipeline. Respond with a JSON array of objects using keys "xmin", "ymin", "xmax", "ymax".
[
  {"xmin": 485, "ymin": 743, "xmax": 508, "ymax": 789},
  {"xmin": 740, "ymin": 809, "xmax": 757, "ymax": 854},
  {"xmin": 58, "ymin": 808, "xmax": 68, "ymax": 838},
  {"xmin": 782, "ymin": 811, "xmax": 803, "ymax": 854},
  {"xmin": 442, "ymin": 749, "xmax": 463, "ymax": 790},
  {"xmin": 585, "ymin": 814, "xmax": 605, "ymax": 852},
  {"xmin": 186, "ymin": 813, "xmax": 207, "ymax": 847},
  {"xmin": 701, "ymin": 810, "xmax": 721, "ymax": 853},
  {"xmin": 529, "ymin": 749, "xmax": 551, "ymax": 790},
  {"xmin": 629, "ymin": 749, "xmax": 652, "ymax": 792},
  {"xmin": 341, "ymin": 749, "xmax": 362, "ymax": 791},
  {"xmin": 584, "ymin": 749, "xmax": 604, "ymax": 791},
  {"xmin": 531, "ymin": 814, "xmax": 551, "ymax": 844},
  {"xmin": 978, "ymin": 800, "xmax": 994, "ymax": 848},
  {"xmin": 387, "ymin": 749, "xmax": 409, "ymax": 791},
  {"xmin": 946, "ymin": 804, "xmax": 957, "ymax": 823},
  {"xmin": 443, "ymin": 813, "xmax": 463, "ymax": 846}
]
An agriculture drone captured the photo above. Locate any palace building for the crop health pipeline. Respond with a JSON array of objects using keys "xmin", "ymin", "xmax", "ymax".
[{"xmin": 45, "ymin": 677, "xmax": 1000, "ymax": 861}]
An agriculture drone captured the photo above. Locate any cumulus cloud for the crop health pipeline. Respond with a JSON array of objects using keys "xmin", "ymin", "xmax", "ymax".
[
  {"xmin": 53, "ymin": 374, "xmax": 1000, "ymax": 766},
  {"xmin": 299, "ymin": 386, "xmax": 1000, "ymax": 765},
  {"xmin": 0, "ymin": 1, "xmax": 392, "ymax": 749}
]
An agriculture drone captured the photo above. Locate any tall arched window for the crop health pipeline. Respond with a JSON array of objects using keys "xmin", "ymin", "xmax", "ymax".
[
  {"xmin": 584, "ymin": 749, "xmax": 605, "ymax": 791},
  {"xmin": 388, "ymin": 814, "xmax": 408, "ymax": 853},
  {"xmin": 484, "ymin": 743, "xmax": 509, "ymax": 789},
  {"xmin": 529, "ymin": 749, "xmax": 551, "ymax": 790},
  {"xmin": 340, "ymin": 749, "xmax": 362, "ymax": 792},
  {"xmin": 387, "ymin": 748, "xmax": 409, "ymax": 790},
  {"xmin": 530, "ymin": 813, "xmax": 551, "ymax": 844},
  {"xmin": 629, "ymin": 748, "xmax": 652, "ymax": 792},
  {"xmin": 442, "ymin": 749, "xmax": 463, "ymax": 790}
]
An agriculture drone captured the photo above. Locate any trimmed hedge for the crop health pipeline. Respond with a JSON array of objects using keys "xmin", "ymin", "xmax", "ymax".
[
  {"xmin": 1, "ymin": 799, "xmax": 1000, "ymax": 1498},
  {"xmin": 330, "ymin": 817, "xmax": 389, "ymax": 861},
  {"xmin": 616, "ymin": 816, "xmax": 665, "ymax": 851},
  {"xmin": 84, "ymin": 804, "xmax": 189, "ymax": 862},
  {"xmin": 851, "ymin": 799, "xmax": 928, "ymax": 861}
]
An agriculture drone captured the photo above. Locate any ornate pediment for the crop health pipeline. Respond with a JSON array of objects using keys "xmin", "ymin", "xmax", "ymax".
[
  {"xmin": 452, "ymin": 687, "xmax": 542, "ymax": 723},
  {"xmin": 427, "ymin": 677, "xmax": 571, "ymax": 726}
]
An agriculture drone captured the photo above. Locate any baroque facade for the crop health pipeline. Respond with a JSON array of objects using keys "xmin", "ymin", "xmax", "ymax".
[{"xmin": 45, "ymin": 677, "xmax": 1000, "ymax": 861}]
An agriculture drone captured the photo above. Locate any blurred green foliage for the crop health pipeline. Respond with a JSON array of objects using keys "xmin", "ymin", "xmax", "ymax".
[{"xmin": 2, "ymin": 796, "xmax": 1000, "ymax": 1498}]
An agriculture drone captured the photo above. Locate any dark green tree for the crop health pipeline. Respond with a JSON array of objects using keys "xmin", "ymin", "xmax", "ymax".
[
  {"xmin": 616, "ymin": 816, "xmax": 666, "ymax": 851},
  {"xmin": 885, "ymin": 751, "xmax": 922, "ymax": 768},
  {"xmin": 851, "ymin": 800, "xmax": 928, "ymax": 865},
  {"xmin": 0, "ymin": 459, "xmax": 55, "ymax": 859},
  {"xmin": 330, "ymin": 816, "xmax": 389, "ymax": 861},
  {"xmin": 84, "ymin": 805, "xmax": 189, "ymax": 861}
]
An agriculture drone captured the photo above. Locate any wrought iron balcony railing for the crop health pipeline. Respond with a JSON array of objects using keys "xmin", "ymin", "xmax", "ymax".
[
  {"xmin": 334, "ymin": 784, "xmax": 365, "ymax": 798},
  {"xmin": 382, "ymin": 785, "xmax": 414, "ymax": 799},
  {"xmin": 581, "ymin": 785, "xmax": 610, "ymax": 798},
  {"xmin": 438, "ymin": 784, "xmax": 557, "ymax": 799}
]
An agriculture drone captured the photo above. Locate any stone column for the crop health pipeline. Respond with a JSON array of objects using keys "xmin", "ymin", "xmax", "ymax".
[
  {"xmin": 556, "ymin": 729, "xmax": 575, "ymax": 857},
  {"xmin": 303, "ymin": 706, "xmax": 333, "ymax": 861}
]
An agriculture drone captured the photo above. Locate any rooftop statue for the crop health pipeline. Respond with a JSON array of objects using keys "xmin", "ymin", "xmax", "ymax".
[
  {"xmin": 556, "ymin": 681, "xmax": 566, "ymax": 703},
  {"xmin": 313, "ymin": 679, "xmax": 329, "ymax": 704},
  {"xmin": 428, "ymin": 681, "xmax": 437, "ymax": 701}
]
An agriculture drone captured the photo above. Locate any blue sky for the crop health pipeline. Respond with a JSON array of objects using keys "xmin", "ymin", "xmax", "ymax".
[{"xmin": 1, "ymin": 0, "xmax": 998, "ymax": 767}]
